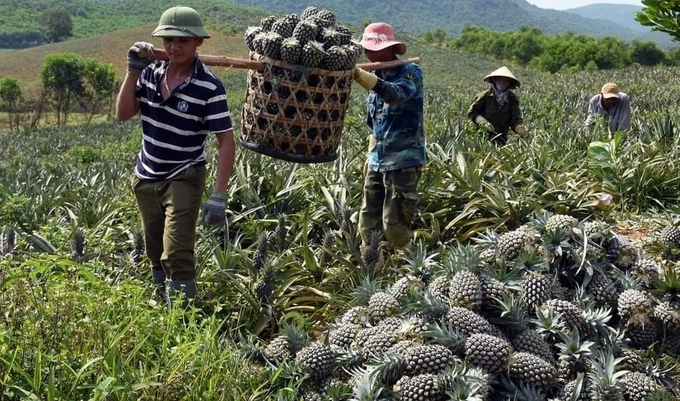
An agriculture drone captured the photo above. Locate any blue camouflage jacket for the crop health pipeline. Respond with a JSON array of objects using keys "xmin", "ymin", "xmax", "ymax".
[{"xmin": 365, "ymin": 62, "xmax": 425, "ymax": 172}]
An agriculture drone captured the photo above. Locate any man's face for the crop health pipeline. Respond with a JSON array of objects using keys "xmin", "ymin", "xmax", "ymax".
[
  {"xmin": 602, "ymin": 96, "xmax": 618, "ymax": 108},
  {"xmin": 364, "ymin": 47, "xmax": 395, "ymax": 63},
  {"xmin": 162, "ymin": 37, "xmax": 202, "ymax": 64}
]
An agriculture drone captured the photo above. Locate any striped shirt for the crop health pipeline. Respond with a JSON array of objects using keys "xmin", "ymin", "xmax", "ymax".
[{"xmin": 135, "ymin": 57, "xmax": 232, "ymax": 180}]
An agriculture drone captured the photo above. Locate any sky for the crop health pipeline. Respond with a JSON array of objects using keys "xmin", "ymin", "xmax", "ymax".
[{"xmin": 526, "ymin": 0, "xmax": 642, "ymax": 10}]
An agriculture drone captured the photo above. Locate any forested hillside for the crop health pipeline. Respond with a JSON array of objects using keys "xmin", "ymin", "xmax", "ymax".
[
  {"xmin": 0, "ymin": 0, "xmax": 268, "ymax": 48},
  {"xmin": 1, "ymin": 0, "xmax": 673, "ymax": 49}
]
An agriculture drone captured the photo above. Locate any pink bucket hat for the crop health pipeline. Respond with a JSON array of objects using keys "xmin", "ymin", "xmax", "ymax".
[{"xmin": 360, "ymin": 22, "xmax": 407, "ymax": 55}]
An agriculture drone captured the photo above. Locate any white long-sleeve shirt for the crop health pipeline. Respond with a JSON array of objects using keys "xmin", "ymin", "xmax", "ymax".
[{"xmin": 584, "ymin": 92, "xmax": 631, "ymax": 133}]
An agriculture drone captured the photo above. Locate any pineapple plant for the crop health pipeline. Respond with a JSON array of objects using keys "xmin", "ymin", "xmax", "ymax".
[
  {"xmin": 69, "ymin": 227, "xmax": 86, "ymax": 262},
  {"xmin": 300, "ymin": 40, "xmax": 326, "ymax": 68},
  {"xmin": 129, "ymin": 227, "xmax": 145, "ymax": 266},
  {"xmin": 255, "ymin": 263, "xmax": 275, "ymax": 303},
  {"xmin": 464, "ymin": 333, "xmax": 512, "ymax": 373},
  {"xmin": 280, "ymin": 37, "xmax": 303, "ymax": 65},
  {"xmin": 252, "ymin": 231, "xmax": 269, "ymax": 271},
  {"xmin": 1, "ymin": 225, "xmax": 16, "ymax": 255}
]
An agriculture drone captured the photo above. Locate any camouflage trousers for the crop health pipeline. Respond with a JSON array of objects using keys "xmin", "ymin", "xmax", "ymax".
[
  {"xmin": 132, "ymin": 165, "xmax": 206, "ymax": 281},
  {"xmin": 359, "ymin": 165, "xmax": 422, "ymax": 249}
]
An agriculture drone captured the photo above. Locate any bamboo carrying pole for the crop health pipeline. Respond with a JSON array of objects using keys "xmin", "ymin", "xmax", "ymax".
[{"xmin": 151, "ymin": 49, "xmax": 420, "ymax": 70}]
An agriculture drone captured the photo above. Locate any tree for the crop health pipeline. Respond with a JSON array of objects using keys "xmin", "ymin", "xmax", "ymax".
[
  {"xmin": 628, "ymin": 39, "xmax": 669, "ymax": 65},
  {"xmin": 636, "ymin": 0, "xmax": 680, "ymax": 41},
  {"xmin": 41, "ymin": 53, "xmax": 84, "ymax": 125},
  {"xmin": 79, "ymin": 58, "xmax": 117, "ymax": 123},
  {"xmin": 0, "ymin": 77, "xmax": 22, "ymax": 131},
  {"xmin": 39, "ymin": 8, "xmax": 73, "ymax": 43}
]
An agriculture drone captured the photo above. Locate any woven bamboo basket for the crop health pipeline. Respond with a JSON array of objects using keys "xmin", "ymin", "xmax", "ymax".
[{"xmin": 240, "ymin": 52, "xmax": 353, "ymax": 163}]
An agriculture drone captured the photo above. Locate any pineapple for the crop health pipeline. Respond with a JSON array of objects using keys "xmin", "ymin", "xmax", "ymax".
[
  {"xmin": 361, "ymin": 230, "xmax": 383, "ymax": 271},
  {"xmin": 292, "ymin": 19, "xmax": 320, "ymax": 45},
  {"xmin": 312, "ymin": 9, "xmax": 336, "ymax": 28},
  {"xmin": 544, "ymin": 214, "xmax": 579, "ymax": 233},
  {"xmin": 252, "ymin": 231, "xmax": 269, "ymax": 271},
  {"xmin": 341, "ymin": 306, "xmax": 371, "ymax": 326},
  {"xmin": 295, "ymin": 341, "xmax": 334, "ymax": 381},
  {"xmin": 588, "ymin": 271, "xmax": 621, "ymax": 307},
  {"xmin": 300, "ymin": 6, "xmax": 321, "ymax": 20},
  {"xmin": 320, "ymin": 45, "xmax": 347, "ymax": 71},
  {"xmin": 69, "ymin": 228, "xmax": 86, "ymax": 262},
  {"xmin": 260, "ymin": 31, "xmax": 283, "ymax": 60},
  {"xmin": 624, "ymin": 323, "xmax": 658, "ymax": 349},
  {"xmin": 427, "ymin": 275, "xmax": 451, "ymax": 304},
  {"xmin": 448, "ymin": 269, "xmax": 483, "ymax": 311},
  {"xmin": 403, "ymin": 344, "xmax": 453, "ymax": 375},
  {"xmin": 507, "ymin": 351, "xmax": 557, "ymax": 391},
  {"xmin": 255, "ymin": 263, "xmax": 275, "ymax": 303},
  {"xmin": 328, "ymin": 323, "xmax": 361, "ymax": 350},
  {"xmin": 620, "ymin": 372, "xmax": 661, "ymax": 401},
  {"xmin": 605, "ymin": 236, "xmax": 638, "ymax": 269},
  {"xmin": 270, "ymin": 15, "xmax": 298, "ymax": 39},
  {"xmin": 497, "ymin": 229, "xmax": 530, "ymax": 260},
  {"xmin": 244, "ymin": 26, "xmax": 263, "ymax": 52},
  {"xmin": 661, "ymin": 225, "xmax": 680, "ymax": 246},
  {"xmin": 274, "ymin": 213, "xmax": 288, "ymax": 250},
  {"xmin": 389, "ymin": 274, "xmax": 424, "ymax": 299},
  {"xmin": 617, "ymin": 289, "xmax": 654, "ymax": 327},
  {"xmin": 260, "ymin": 16, "xmax": 277, "ymax": 31},
  {"xmin": 520, "ymin": 272, "xmax": 553, "ymax": 316},
  {"xmin": 630, "ymin": 258, "xmax": 659, "ymax": 288},
  {"xmin": 555, "ymin": 329, "xmax": 594, "ymax": 384},
  {"xmin": 264, "ymin": 335, "xmax": 292, "ymax": 363},
  {"xmin": 368, "ymin": 291, "xmax": 399, "ymax": 322},
  {"xmin": 464, "ymin": 333, "xmax": 512, "ymax": 373},
  {"xmin": 442, "ymin": 306, "xmax": 492, "ymax": 336},
  {"xmin": 264, "ymin": 322, "xmax": 308, "ymax": 362},
  {"xmin": 540, "ymin": 299, "xmax": 585, "ymax": 332},
  {"xmin": 280, "ymin": 37, "xmax": 303, "ymax": 65},
  {"xmin": 394, "ymin": 374, "xmax": 443, "ymax": 401},
  {"xmin": 557, "ymin": 374, "xmax": 591, "ymax": 401},
  {"xmin": 300, "ymin": 40, "xmax": 326, "ymax": 68}
]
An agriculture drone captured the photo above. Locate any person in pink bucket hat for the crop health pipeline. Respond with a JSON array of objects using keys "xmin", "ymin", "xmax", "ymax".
[{"xmin": 353, "ymin": 22, "xmax": 425, "ymax": 259}]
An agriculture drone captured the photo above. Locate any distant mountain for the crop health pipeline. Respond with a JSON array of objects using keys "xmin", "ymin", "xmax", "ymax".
[
  {"xmin": 564, "ymin": 3, "xmax": 675, "ymax": 47},
  {"xmin": 227, "ymin": 0, "xmax": 675, "ymax": 47}
]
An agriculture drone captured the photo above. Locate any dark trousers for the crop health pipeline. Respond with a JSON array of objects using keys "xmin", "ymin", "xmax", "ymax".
[{"xmin": 132, "ymin": 165, "xmax": 205, "ymax": 281}]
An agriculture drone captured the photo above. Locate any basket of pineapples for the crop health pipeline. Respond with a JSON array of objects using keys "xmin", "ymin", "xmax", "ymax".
[{"xmin": 240, "ymin": 6, "xmax": 362, "ymax": 163}]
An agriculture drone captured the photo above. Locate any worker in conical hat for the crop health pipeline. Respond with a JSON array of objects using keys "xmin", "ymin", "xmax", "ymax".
[{"xmin": 467, "ymin": 66, "xmax": 527, "ymax": 146}]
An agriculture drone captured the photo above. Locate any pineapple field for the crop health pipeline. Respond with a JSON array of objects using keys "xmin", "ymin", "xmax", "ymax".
[{"xmin": 5, "ymin": 9, "xmax": 680, "ymax": 400}]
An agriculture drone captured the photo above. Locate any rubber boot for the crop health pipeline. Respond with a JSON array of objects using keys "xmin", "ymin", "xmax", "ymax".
[
  {"xmin": 166, "ymin": 279, "xmax": 196, "ymax": 310},
  {"xmin": 152, "ymin": 269, "xmax": 166, "ymax": 300}
]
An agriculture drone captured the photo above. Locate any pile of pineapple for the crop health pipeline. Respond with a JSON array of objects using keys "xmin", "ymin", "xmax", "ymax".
[
  {"xmin": 244, "ymin": 7, "xmax": 362, "ymax": 71},
  {"xmin": 243, "ymin": 213, "xmax": 680, "ymax": 400}
]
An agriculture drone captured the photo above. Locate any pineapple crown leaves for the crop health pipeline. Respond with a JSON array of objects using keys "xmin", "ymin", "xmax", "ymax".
[
  {"xmin": 541, "ymin": 227, "xmax": 573, "ymax": 258},
  {"xmin": 398, "ymin": 240, "xmax": 440, "ymax": 272},
  {"xmin": 278, "ymin": 320, "xmax": 310, "ymax": 355},
  {"xmin": 587, "ymin": 350, "xmax": 630, "ymax": 388},
  {"xmin": 235, "ymin": 332, "xmax": 267, "ymax": 364},
  {"xmin": 530, "ymin": 304, "xmax": 568, "ymax": 335},
  {"xmin": 423, "ymin": 321, "xmax": 466, "ymax": 352},
  {"xmin": 497, "ymin": 375, "xmax": 547, "ymax": 401},
  {"xmin": 399, "ymin": 289, "xmax": 449, "ymax": 321},
  {"xmin": 442, "ymin": 244, "xmax": 481, "ymax": 275},
  {"xmin": 555, "ymin": 328, "xmax": 596, "ymax": 361},
  {"xmin": 652, "ymin": 264, "xmax": 680, "ymax": 300},
  {"xmin": 363, "ymin": 351, "xmax": 406, "ymax": 387},
  {"xmin": 348, "ymin": 367, "xmax": 385, "ymax": 401},
  {"xmin": 351, "ymin": 275, "xmax": 382, "ymax": 304},
  {"xmin": 493, "ymin": 292, "xmax": 529, "ymax": 332},
  {"xmin": 470, "ymin": 228, "xmax": 501, "ymax": 248}
]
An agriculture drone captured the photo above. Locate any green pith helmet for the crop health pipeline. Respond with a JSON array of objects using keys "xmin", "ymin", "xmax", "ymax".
[{"xmin": 151, "ymin": 6, "xmax": 211, "ymax": 38}]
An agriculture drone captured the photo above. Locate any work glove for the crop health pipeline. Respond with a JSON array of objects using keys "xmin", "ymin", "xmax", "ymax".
[
  {"xmin": 353, "ymin": 68, "xmax": 378, "ymax": 91},
  {"xmin": 475, "ymin": 116, "xmax": 496, "ymax": 133},
  {"xmin": 127, "ymin": 41, "xmax": 155, "ymax": 75},
  {"xmin": 200, "ymin": 190, "xmax": 226, "ymax": 224},
  {"xmin": 514, "ymin": 124, "xmax": 528, "ymax": 138}
]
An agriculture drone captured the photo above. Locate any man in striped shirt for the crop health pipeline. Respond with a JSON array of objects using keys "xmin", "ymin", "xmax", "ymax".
[{"xmin": 115, "ymin": 6, "xmax": 235, "ymax": 309}]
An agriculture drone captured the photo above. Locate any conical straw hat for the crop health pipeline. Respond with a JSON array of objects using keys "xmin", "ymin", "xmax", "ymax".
[{"xmin": 483, "ymin": 66, "xmax": 520, "ymax": 88}]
